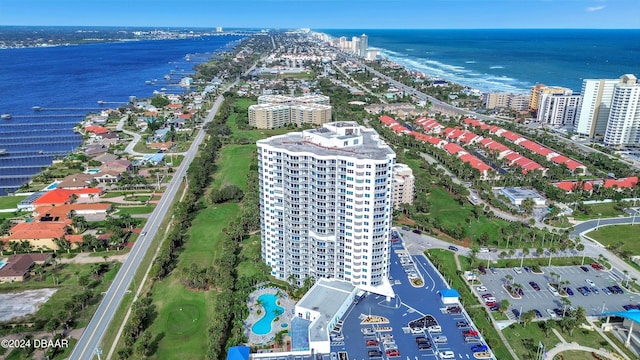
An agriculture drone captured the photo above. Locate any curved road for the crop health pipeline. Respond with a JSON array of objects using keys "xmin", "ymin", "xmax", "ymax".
[{"xmin": 70, "ymin": 94, "xmax": 227, "ymax": 360}]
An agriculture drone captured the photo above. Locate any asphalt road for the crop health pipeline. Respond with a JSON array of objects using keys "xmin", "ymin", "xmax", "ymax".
[{"xmin": 70, "ymin": 94, "xmax": 226, "ymax": 360}]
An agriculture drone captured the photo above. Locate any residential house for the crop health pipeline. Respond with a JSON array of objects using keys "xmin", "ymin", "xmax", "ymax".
[{"xmin": 0, "ymin": 254, "xmax": 52, "ymax": 282}]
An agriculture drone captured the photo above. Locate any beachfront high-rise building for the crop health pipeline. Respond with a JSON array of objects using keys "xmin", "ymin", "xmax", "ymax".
[
  {"xmin": 536, "ymin": 93, "xmax": 582, "ymax": 127},
  {"xmin": 603, "ymin": 74, "xmax": 640, "ymax": 147},
  {"xmin": 485, "ymin": 92, "xmax": 511, "ymax": 110},
  {"xmin": 392, "ymin": 164, "xmax": 414, "ymax": 209},
  {"xmin": 249, "ymin": 95, "xmax": 332, "ymax": 129},
  {"xmin": 257, "ymin": 122, "xmax": 396, "ymax": 295},
  {"xmin": 351, "ymin": 36, "xmax": 360, "ymax": 55},
  {"xmin": 359, "ymin": 34, "xmax": 368, "ymax": 57},
  {"xmin": 529, "ymin": 84, "xmax": 573, "ymax": 112},
  {"xmin": 574, "ymin": 78, "xmax": 619, "ymax": 138},
  {"xmin": 509, "ymin": 94, "xmax": 531, "ymax": 112}
]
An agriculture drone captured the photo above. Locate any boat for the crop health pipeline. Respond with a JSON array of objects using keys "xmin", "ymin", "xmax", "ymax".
[
  {"xmin": 1, "ymin": 114, "xmax": 11, "ymax": 120},
  {"xmin": 145, "ymin": 80, "xmax": 152, "ymax": 85},
  {"xmin": 160, "ymin": 88, "xmax": 167, "ymax": 92},
  {"xmin": 0, "ymin": 149, "xmax": 8, "ymax": 156},
  {"xmin": 97, "ymin": 100, "xmax": 105, "ymax": 105},
  {"xmin": 32, "ymin": 106, "xmax": 42, "ymax": 111},
  {"xmin": 164, "ymin": 75, "xmax": 171, "ymax": 80}
]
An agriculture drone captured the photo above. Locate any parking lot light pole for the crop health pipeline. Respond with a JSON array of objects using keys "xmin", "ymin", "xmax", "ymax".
[{"xmin": 520, "ymin": 252, "xmax": 525, "ymax": 268}]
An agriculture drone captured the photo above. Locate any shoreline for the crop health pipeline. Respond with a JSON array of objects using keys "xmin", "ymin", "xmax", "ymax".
[{"xmin": 0, "ymin": 36, "xmax": 241, "ymax": 196}]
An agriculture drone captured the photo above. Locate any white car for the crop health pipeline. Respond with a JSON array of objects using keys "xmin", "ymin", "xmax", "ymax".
[
  {"xmin": 546, "ymin": 309, "xmax": 558, "ymax": 318},
  {"xmin": 513, "ymin": 267, "xmax": 523, "ymax": 274},
  {"xmin": 440, "ymin": 351, "xmax": 455, "ymax": 359},
  {"xmin": 427, "ymin": 325, "xmax": 442, "ymax": 333},
  {"xmin": 433, "ymin": 336, "xmax": 448, "ymax": 344},
  {"xmin": 548, "ymin": 286, "xmax": 560, "ymax": 296},
  {"xmin": 476, "ymin": 286, "xmax": 488, "ymax": 292},
  {"xmin": 586, "ymin": 279, "xmax": 595, "ymax": 287},
  {"xmin": 483, "ymin": 297, "xmax": 496, "ymax": 303}
]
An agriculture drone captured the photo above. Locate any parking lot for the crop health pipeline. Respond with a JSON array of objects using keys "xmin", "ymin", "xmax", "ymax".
[
  {"xmin": 475, "ymin": 264, "xmax": 638, "ymax": 320},
  {"xmin": 329, "ymin": 232, "xmax": 494, "ymax": 360}
]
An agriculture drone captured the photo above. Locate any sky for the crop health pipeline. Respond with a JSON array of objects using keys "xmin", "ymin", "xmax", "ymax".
[{"xmin": 1, "ymin": 0, "xmax": 639, "ymax": 29}]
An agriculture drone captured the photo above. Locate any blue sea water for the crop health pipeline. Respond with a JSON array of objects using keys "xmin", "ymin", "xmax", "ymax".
[
  {"xmin": 319, "ymin": 29, "xmax": 640, "ymax": 93},
  {"xmin": 0, "ymin": 34, "xmax": 242, "ymax": 196}
]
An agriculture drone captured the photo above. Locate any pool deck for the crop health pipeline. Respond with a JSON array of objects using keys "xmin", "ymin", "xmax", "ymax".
[{"xmin": 245, "ymin": 287, "xmax": 297, "ymax": 345}]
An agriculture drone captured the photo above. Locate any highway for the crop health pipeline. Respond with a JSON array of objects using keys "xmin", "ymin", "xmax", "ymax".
[{"xmin": 70, "ymin": 94, "xmax": 226, "ymax": 360}]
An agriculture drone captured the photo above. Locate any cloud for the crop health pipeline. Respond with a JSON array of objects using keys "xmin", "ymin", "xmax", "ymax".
[{"xmin": 586, "ymin": 5, "xmax": 605, "ymax": 11}]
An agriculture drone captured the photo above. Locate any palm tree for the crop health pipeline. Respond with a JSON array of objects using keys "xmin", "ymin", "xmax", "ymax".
[{"xmin": 505, "ymin": 274, "xmax": 514, "ymax": 286}]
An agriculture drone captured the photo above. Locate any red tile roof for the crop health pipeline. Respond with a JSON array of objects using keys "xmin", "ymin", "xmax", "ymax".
[
  {"xmin": 33, "ymin": 188, "xmax": 102, "ymax": 206},
  {"xmin": 500, "ymin": 131, "xmax": 522, "ymax": 142},
  {"xmin": 443, "ymin": 143, "xmax": 466, "ymax": 155},
  {"xmin": 84, "ymin": 125, "xmax": 109, "ymax": 134},
  {"xmin": 379, "ymin": 115, "xmax": 397, "ymax": 125},
  {"xmin": 550, "ymin": 155, "xmax": 570, "ymax": 164},
  {"xmin": 390, "ymin": 124, "xmax": 409, "ymax": 133},
  {"xmin": 603, "ymin": 176, "xmax": 638, "ymax": 189},
  {"xmin": 459, "ymin": 153, "xmax": 491, "ymax": 172},
  {"xmin": 458, "ymin": 131, "xmax": 479, "ymax": 144},
  {"xmin": 6, "ymin": 221, "xmax": 71, "ymax": 241},
  {"xmin": 463, "ymin": 118, "xmax": 482, "ymax": 127},
  {"xmin": 564, "ymin": 160, "xmax": 585, "ymax": 171},
  {"xmin": 410, "ymin": 132, "xmax": 443, "ymax": 145},
  {"xmin": 519, "ymin": 140, "xmax": 553, "ymax": 156},
  {"xmin": 555, "ymin": 181, "xmax": 594, "ymax": 192},
  {"xmin": 504, "ymin": 152, "xmax": 522, "ymax": 162}
]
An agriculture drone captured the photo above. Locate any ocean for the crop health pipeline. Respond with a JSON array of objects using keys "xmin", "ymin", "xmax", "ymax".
[
  {"xmin": 0, "ymin": 33, "xmax": 243, "ymax": 196},
  {"xmin": 319, "ymin": 29, "xmax": 640, "ymax": 94}
]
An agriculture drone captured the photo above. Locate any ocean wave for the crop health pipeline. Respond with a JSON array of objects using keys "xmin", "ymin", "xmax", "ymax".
[
  {"xmin": 405, "ymin": 48, "xmax": 415, "ymax": 51},
  {"xmin": 381, "ymin": 50, "xmax": 529, "ymax": 92},
  {"xmin": 465, "ymin": 61, "xmax": 477, "ymax": 64},
  {"xmin": 490, "ymin": 65, "xmax": 505, "ymax": 69}
]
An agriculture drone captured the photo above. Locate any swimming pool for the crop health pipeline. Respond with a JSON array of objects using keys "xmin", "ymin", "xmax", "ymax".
[
  {"xmin": 44, "ymin": 181, "xmax": 60, "ymax": 190},
  {"xmin": 87, "ymin": 169, "xmax": 100, "ymax": 174},
  {"xmin": 252, "ymin": 293, "xmax": 284, "ymax": 335}
]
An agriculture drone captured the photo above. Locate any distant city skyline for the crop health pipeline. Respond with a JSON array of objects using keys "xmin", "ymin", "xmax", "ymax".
[{"xmin": 1, "ymin": 0, "xmax": 639, "ymax": 29}]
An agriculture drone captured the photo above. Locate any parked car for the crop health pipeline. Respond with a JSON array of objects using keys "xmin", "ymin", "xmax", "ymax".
[
  {"xmin": 412, "ymin": 229, "xmax": 422, "ymax": 235},
  {"xmin": 386, "ymin": 349, "xmax": 400, "ymax": 357},
  {"xmin": 365, "ymin": 339, "xmax": 379, "ymax": 347},
  {"xmin": 481, "ymin": 293, "xmax": 494, "ymax": 299},
  {"xmin": 417, "ymin": 342, "xmax": 432, "ymax": 350},
  {"xmin": 513, "ymin": 267, "xmax": 523, "ymax": 274},
  {"xmin": 483, "ymin": 297, "xmax": 497, "ymax": 303},
  {"xmin": 433, "ymin": 336, "xmax": 448, "ymax": 344},
  {"xmin": 612, "ymin": 285, "xmax": 624, "ymax": 294},
  {"xmin": 476, "ymin": 286, "xmax": 488, "ymax": 292},
  {"xmin": 368, "ymin": 350, "xmax": 383, "ymax": 358},
  {"xmin": 591, "ymin": 287, "xmax": 599, "ymax": 294},
  {"xmin": 524, "ymin": 266, "xmax": 531, "ymax": 273},
  {"xmin": 580, "ymin": 266, "xmax": 590, "ymax": 272},
  {"xmin": 463, "ymin": 329, "xmax": 479, "ymax": 337},
  {"xmin": 512, "ymin": 308, "xmax": 521, "ymax": 319},
  {"xmin": 448, "ymin": 245, "xmax": 459, "ymax": 252},
  {"xmin": 529, "ymin": 281, "xmax": 541, "ymax": 291},
  {"xmin": 471, "ymin": 344, "xmax": 488, "ymax": 352},
  {"xmin": 456, "ymin": 321, "xmax": 469, "ymax": 328},
  {"xmin": 546, "ymin": 309, "xmax": 558, "ymax": 318},
  {"xmin": 586, "ymin": 279, "xmax": 595, "ymax": 287},
  {"xmin": 602, "ymin": 287, "xmax": 612, "ymax": 295},
  {"xmin": 440, "ymin": 351, "xmax": 455, "ymax": 359},
  {"xmin": 563, "ymin": 287, "xmax": 574, "ymax": 296},
  {"xmin": 533, "ymin": 309, "xmax": 543, "ymax": 318},
  {"xmin": 517, "ymin": 288, "xmax": 524, "ymax": 296},
  {"xmin": 478, "ymin": 265, "xmax": 487, "ymax": 275},
  {"xmin": 591, "ymin": 263, "xmax": 604, "ymax": 270}
]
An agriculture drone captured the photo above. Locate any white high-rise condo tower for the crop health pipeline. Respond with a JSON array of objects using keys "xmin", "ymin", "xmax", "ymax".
[
  {"xmin": 257, "ymin": 122, "xmax": 396, "ymax": 296},
  {"xmin": 603, "ymin": 74, "xmax": 640, "ymax": 147}
]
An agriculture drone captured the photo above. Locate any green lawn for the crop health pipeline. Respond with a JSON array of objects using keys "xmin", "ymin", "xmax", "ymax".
[
  {"xmin": 237, "ymin": 234, "xmax": 268, "ymax": 279},
  {"xmin": 428, "ymin": 187, "xmax": 510, "ymax": 245},
  {"xmin": 116, "ymin": 206, "xmax": 156, "ymax": 215},
  {"xmin": 211, "ymin": 145, "xmax": 256, "ymax": 191},
  {"xmin": 503, "ymin": 321, "xmax": 619, "ymax": 360},
  {"xmin": 147, "ymin": 277, "xmax": 212, "ymax": 360},
  {"xmin": 587, "ymin": 224, "xmax": 640, "ymax": 254},
  {"xmin": 181, "ymin": 202, "xmax": 240, "ymax": 266},
  {"xmin": 0, "ymin": 195, "xmax": 27, "ymax": 210},
  {"xmin": 574, "ymin": 202, "xmax": 626, "ymax": 220}
]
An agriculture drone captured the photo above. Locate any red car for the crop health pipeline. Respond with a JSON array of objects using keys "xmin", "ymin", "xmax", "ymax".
[
  {"xmin": 386, "ymin": 349, "xmax": 400, "ymax": 357},
  {"xmin": 591, "ymin": 263, "xmax": 604, "ymax": 270},
  {"xmin": 366, "ymin": 340, "xmax": 379, "ymax": 347},
  {"xmin": 463, "ymin": 329, "xmax": 479, "ymax": 337},
  {"xmin": 485, "ymin": 301, "xmax": 497, "ymax": 307}
]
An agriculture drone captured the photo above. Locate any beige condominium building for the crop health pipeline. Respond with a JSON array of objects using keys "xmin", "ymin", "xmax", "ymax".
[
  {"xmin": 249, "ymin": 95, "xmax": 332, "ymax": 129},
  {"xmin": 392, "ymin": 163, "xmax": 415, "ymax": 208}
]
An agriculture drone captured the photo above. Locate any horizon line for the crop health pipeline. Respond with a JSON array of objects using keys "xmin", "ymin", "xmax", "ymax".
[{"xmin": 0, "ymin": 25, "xmax": 639, "ymax": 31}]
